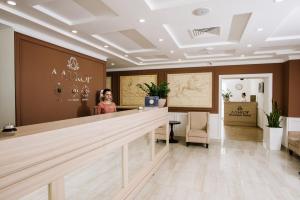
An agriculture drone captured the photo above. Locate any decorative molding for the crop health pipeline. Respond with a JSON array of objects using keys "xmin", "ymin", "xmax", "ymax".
[
  {"xmin": 92, "ymin": 34, "xmax": 157, "ymax": 54},
  {"xmin": 107, "ymin": 58, "xmax": 285, "ymax": 72},
  {"xmin": 266, "ymin": 35, "xmax": 300, "ymax": 42}
]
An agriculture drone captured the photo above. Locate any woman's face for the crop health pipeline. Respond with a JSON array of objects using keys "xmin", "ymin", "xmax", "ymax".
[{"xmin": 104, "ymin": 91, "xmax": 113, "ymax": 101}]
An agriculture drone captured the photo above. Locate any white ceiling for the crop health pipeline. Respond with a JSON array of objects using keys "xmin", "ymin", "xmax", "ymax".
[{"xmin": 1, "ymin": 0, "xmax": 300, "ymax": 71}]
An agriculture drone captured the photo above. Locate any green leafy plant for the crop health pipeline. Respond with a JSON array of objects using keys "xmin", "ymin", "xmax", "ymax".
[
  {"xmin": 136, "ymin": 81, "xmax": 170, "ymax": 98},
  {"xmin": 266, "ymin": 101, "xmax": 281, "ymax": 128},
  {"xmin": 222, "ymin": 89, "xmax": 233, "ymax": 101},
  {"xmin": 158, "ymin": 81, "xmax": 170, "ymax": 98}
]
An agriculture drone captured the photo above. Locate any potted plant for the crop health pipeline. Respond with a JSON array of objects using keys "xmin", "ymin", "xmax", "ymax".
[
  {"xmin": 222, "ymin": 89, "xmax": 232, "ymax": 102},
  {"xmin": 137, "ymin": 81, "xmax": 170, "ymax": 107},
  {"xmin": 264, "ymin": 101, "xmax": 283, "ymax": 150}
]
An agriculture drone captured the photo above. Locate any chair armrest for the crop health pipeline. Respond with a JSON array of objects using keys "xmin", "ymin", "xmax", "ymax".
[{"xmin": 289, "ymin": 131, "xmax": 300, "ymax": 138}]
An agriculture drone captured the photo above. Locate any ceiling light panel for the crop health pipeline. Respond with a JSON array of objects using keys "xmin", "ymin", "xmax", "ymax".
[
  {"xmin": 93, "ymin": 29, "xmax": 156, "ymax": 53},
  {"xmin": 144, "ymin": 0, "xmax": 208, "ymax": 10},
  {"xmin": 228, "ymin": 13, "xmax": 252, "ymax": 42},
  {"xmin": 33, "ymin": 0, "xmax": 117, "ymax": 25},
  {"xmin": 6, "ymin": 1, "xmax": 16, "ymax": 6},
  {"xmin": 119, "ymin": 29, "xmax": 156, "ymax": 49},
  {"xmin": 33, "ymin": 1, "xmax": 93, "ymax": 25},
  {"xmin": 74, "ymin": 0, "xmax": 117, "ymax": 17},
  {"xmin": 266, "ymin": 7, "xmax": 300, "ymax": 42}
]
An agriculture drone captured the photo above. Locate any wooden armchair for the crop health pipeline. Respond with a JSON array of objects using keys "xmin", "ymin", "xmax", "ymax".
[{"xmin": 186, "ymin": 112, "xmax": 209, "ymax": 148}]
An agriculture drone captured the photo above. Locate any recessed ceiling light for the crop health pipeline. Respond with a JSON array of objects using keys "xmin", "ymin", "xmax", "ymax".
[
  {"xmin": 247, "ymin": 44, "xmax": 252, "ymax": 48},
  {"xmin": 159, "ymin": 38, "xmax": 164, "ymax": 42},
  {"xmin": 111, "ymin": 63, "xmax": 115, "ymax": 66},
  {"xmin": 140, "ymin": 61, "xmax": 143, "ymax": 64},
  {"xmin": 104, "ymin": 45, "xmax": 109, "ymax": 48},
  {"xmin": 71, "ymin": 30, "xmax": 78, "ymax": 34},
  {"xmin": 124, "ymin": 54, "xmax": 128, "ymax": 57},
  {"xmin": 170, "ymin": 50, "xmax": 174, "ymax": 54},
  {"xmin": 139, "ymin": 19, "xmax": 146, "ymax": 23},
  {"xmin": 274, "ymin": 0, "xmax": 284, "ymax": 2},
  {"xmin": 192, "ymin": 8, "xmax": 210, "ymax": 16},
  {"xmin": 257, "ymin": 28, "xmax": 263, "ymax": 32},
  {"xmin": 6, "ymin": 1, "xmax": 16, "ymax": 6},
  {"xmin": 206, "ymin": 47, "xmax": 214, "ymax": 50}
]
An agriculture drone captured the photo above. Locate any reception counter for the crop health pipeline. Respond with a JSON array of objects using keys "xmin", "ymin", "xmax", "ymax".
[
  {"xmin": 0, "ymin": 108, "xmax": 169, "ymax": 200},
  {"xmin": 224, "ymin": 102, "xmax": 257, "ymax": 127}
]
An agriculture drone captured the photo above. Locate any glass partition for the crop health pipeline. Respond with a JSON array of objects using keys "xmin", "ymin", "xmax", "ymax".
[
  {"xmin": 128, "ymin": 133, "xmax": 152, "ymax": 181},
  {"xmin": 64, "ymin": 148, "xmax": 122, "ymax": 200}
]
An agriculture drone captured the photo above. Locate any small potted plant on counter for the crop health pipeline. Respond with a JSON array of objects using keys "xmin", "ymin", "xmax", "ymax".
[
  {"xmin": 137, "ymin": 81, "xmax": 170, "ymax": 107},
  {"xmin": 222, "ymin": 89, "xmax": 233, "ymax": 102},
  {"xmin": 264, "ymin": 101, "xmax": 283, "ymax": 150}
]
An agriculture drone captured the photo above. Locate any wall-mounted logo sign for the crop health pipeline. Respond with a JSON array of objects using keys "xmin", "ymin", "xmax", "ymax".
[
  {"xmin": 229, "ymin": 106, "xmax": 251, "ymax": 117},
  {"xmin": 67, "ymin": 57, "xmax": 79, "ymax": 71},
  {"xmin": 81, "ymin": 84, "xmax": 90, "ymax": 101},
  {"xmin": 51, "ymin": 56, "xmax": 93, "ymax": 102}
]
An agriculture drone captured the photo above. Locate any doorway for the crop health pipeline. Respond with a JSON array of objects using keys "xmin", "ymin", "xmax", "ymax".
[{"xmin": 218, "ymin": 74, "xmax": 273, "ymax": 141}]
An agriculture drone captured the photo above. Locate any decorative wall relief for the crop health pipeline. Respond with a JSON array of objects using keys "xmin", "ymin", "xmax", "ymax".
[
  {"xmin": 120, "ymin": 75, "xmax": 157, "ymax": 106},
  {"xmin": 167, "ymin": 72, "xmax": 212, "ymax": 108}
]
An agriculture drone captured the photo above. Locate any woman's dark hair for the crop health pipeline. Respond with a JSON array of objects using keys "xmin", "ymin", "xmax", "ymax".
[
  {"xmin": 96, "ymin": 89, "xmax": 112, "ymax": 105},
  {"xmin": 103, "ymin": 88, "xmax": 112, "ymax": 95}
]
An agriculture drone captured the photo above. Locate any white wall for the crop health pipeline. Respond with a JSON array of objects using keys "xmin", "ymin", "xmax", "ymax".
[
  {"xmin": 0, "ymin": 28, "xmax": 15, "ymax": 127},
  {"xmin": 222, "ymin": 78, "xmax": 264, "ymax": 128}
]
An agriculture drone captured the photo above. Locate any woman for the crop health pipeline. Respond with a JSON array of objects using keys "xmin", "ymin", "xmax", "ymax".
[{"xmin": 97, "ymin": 89, "xmax": 117, "ymax": 114}]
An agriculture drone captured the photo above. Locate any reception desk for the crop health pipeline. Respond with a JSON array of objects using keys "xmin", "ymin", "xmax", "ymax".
[
  {"xmin": 0, "ymin": 108, "xmax": 169, "ymax": 200},
  {"xmin": 224, "ymin": 102, "xmax": 257, "ymax": 127}
]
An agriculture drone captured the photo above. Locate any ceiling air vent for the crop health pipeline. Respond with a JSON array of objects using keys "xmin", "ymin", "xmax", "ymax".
[{"xmin": 189, "ymin": 26, "xmax": 220, "ymax": 39}]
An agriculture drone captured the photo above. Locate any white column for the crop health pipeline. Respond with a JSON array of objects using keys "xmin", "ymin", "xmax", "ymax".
[{"xmin": 0, "ymin": 27, "xmax": 15, "ymax": 128}]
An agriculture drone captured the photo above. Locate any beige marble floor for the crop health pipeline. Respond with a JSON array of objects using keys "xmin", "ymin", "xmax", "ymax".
[
  {"xmin": 135, "ymin": 138, "xmax": 300, "ymax": 200},
  {"xmin": 223, "ymin": 125, "xmax": 263, "ymax": 142}
]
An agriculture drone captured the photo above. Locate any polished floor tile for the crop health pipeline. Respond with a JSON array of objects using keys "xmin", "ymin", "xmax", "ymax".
[
  {"xmin": 223, "ymin": 125, "xmax": 263, "ymax": 142},
  {"xmin": 135, "ymin": 138, "xmax": 300, "ymax": 200}
]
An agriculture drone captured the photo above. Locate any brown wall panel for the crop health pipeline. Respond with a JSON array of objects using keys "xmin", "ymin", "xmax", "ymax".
[
  {"xmin": 287, "ymin": 60, "xmax": 300, "ymax": 117},
  {"xmin": 109, "ymin": 63, "xmax": 286, "ymax": 115},
  {"xmin": 15, "ymin": 33, "xmax": 106, "ymax": 126},
  {"xmin": 282, "ymin": 61, "xmax": 290, "ymax": 116}
]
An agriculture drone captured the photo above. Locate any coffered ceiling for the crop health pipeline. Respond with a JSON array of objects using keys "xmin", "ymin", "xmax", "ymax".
[{"xmin": 0, "ymin": 0, "xmax": 300, "ymax": 71}]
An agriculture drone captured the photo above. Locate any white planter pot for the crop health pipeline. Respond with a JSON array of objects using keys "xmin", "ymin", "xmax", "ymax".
[
  {"xmin": 264, "ymin": 127, "xmax": 283, "ymax": 150},
  {"xmin": 158, "ymin": 98, "xmax": 166, "ymax": 108}
]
